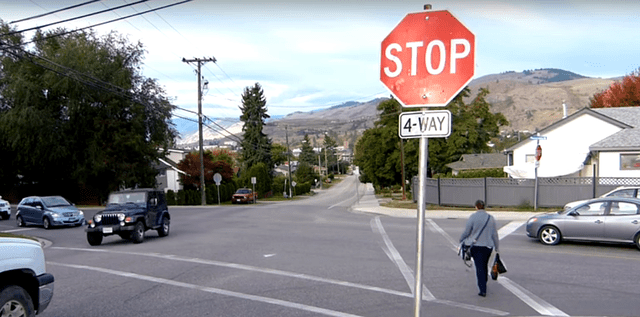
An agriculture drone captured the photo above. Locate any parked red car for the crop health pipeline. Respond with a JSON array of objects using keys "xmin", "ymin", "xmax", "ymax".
[{"xmin": 232, "ymin": 188, "xmax": 257, "ymax": 204}]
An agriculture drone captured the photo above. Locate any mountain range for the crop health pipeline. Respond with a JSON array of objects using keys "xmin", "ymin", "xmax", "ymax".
[{"xmin": 175, "ymin": 68, "xmax": 619, "ymax": 149}]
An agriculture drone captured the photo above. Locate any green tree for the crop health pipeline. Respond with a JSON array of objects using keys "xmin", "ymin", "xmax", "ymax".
[
  {"xmin": 299, "ymin": 134, "xmax": 316, "ymax": 166},
  {"xmin": 354, "ymin": 88, "xmax": 508, "ymax": 188},
  {"xmin": 322, "ymin": 134, "xmax": 338, "ymax": 172},
  {"xmin": 245, "ymin": 162, "xmax": 272, "ymax": 196},
  {"xmin": 239, "ymin": 83, "xmax": 272, "ymax": 172},
  {"xmin": 428, "ymin": 87, "xmax": 508, "ymax": 174},
  {"xmin": 295, "ymin": 162, "xmax": 319, "ymax": 184},
  {"xmin": 0, "ymin": 23, "xmax": 175, "ymax": 199},
  {"xmin": 271, "ymin": 143, "xmax": 288, "ymax": 167}
]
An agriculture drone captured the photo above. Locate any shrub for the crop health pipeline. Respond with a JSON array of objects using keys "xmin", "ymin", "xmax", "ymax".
[{"xmin": 166, "ymin": 190, "xmax": 177, "ymax": 205}]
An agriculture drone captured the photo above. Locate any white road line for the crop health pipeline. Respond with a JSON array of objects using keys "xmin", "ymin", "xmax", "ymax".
[
  {"xmin": 498, "ymin": 277, "xmax": 569, "ymax": 316},
  {"xmin": 47, "ymin": 261, "xmax": 362, "ymax": 317},
  {"xmin": 53, "ymin": 245, "xmax": 507, "ymax": 315},
  {"xmin": 426, "ymin": 219, "xmax": 569, "ymax": 317},
  {"xmin": 371, "ymin": 217, "xmax": 433, "ymax": 299},
  {"xmin": 1, "ymin": 228, "xmax": 34, "ymax": 233},
  {"xmin": 52, "ymin": 247, "xmax": 409, "ymax": 298},
  {"xmin": 328, "ymin": 197, "xmax": 355, "ymax": 209},
  {"xmin": 370, "ymin": 217, "xmax": 508, "ymax": 315},
  {"xmin": 498, "ymin": 221, "xmax": 524, "ymax": 240}
]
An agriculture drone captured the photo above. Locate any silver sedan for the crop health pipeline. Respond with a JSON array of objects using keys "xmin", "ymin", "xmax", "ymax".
[{"xmin": 526, "ymin": 197, "xmax": 640, "ymax": 250}]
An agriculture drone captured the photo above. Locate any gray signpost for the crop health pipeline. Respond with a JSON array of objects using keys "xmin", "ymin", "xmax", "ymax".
[
  {"xmin": 213, "ymin": 173, "xmax": 222, "ymax": 206},
  {"xmin": 381, "ymin": 8, "xmax": 475, "ymax": 316}
]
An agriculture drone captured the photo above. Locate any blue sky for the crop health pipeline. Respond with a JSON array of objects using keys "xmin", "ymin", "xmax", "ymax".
[{"xmin": 2, "ymin": 0, "xmax": 639, "ymax": 124}]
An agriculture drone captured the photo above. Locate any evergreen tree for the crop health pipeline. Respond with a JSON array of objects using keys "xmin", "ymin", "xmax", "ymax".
[
  {"xmin": 299, "ymin": 134, "xmax": 316, "ymax": 166},
  {"xmin": 322, "ymin": 135, "xmax": 338, "ymax": 171},
  {"xmin": 239, "ymin": 83, "xmax": 272, "ymax": 172}
]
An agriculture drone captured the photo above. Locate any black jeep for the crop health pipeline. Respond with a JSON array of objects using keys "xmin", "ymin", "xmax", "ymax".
[{"xmin": 86, "ymin": 189, "xmax": 170, "ymax": 246}]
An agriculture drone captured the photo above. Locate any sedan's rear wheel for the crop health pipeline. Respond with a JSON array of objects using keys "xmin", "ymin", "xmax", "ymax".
[{"xmin": 539, "ymin": 225, "xmax": 561, "ymax": 245}]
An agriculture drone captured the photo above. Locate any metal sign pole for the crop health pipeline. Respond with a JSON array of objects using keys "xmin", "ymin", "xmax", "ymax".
[
  {"xmin": 413, "ymin": 133, "xmax": 428, "ymax": 316},
  {"xmin": 534, "ymin": 140, "xmax": 540, "ymax": 211}
]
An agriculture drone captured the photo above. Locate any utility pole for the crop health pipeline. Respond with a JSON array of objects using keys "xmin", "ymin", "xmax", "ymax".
[
  {"xmin": 182, "ymin": 57, "xmax": 216, "ymax": 205},
  {"xmin": 285, "ymin": 126, "xmax": 293, "ymax": 198}
]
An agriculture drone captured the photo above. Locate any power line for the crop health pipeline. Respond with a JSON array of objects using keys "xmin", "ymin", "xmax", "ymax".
[
  {"xmin": 0, "ymin": 0, "xmax": 192, "ymax": 50},
  {"xmin": 3, "ymin": 0, "xmax": 150, "ymax": 37},
  {"xmin": 11, "ymin": 0, "xmax": 102, "ymax": 24}
]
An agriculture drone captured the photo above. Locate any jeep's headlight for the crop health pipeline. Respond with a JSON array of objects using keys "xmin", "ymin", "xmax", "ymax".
[
  {"xmin": 118, "ymin": 213, "xmax": 125, "ymax": 221},
  {"xmin": 94, "ymin": 214, "xmax": 102, "ymax": 223}
]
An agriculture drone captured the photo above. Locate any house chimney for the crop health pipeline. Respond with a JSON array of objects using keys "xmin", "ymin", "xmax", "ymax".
[{"xmin": 562, "ymin": 100, "xmax": 567, "ymax": 119}]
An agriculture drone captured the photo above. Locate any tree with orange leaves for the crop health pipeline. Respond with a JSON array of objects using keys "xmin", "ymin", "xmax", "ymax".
[{"xmin": 590, "ymin": 68, "xmax": 640, "ymax": 108}]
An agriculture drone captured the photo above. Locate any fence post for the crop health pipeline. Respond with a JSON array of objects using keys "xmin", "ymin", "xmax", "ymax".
[
  {"xmin": 437, "ymin": 177, "xmax": 441, "ymax": 206},
  {"xmin": 484, "ymin": 177, "xmax": 488, "ymax": 207},
  {"xmin": 592, "ymin": 165, "xmax": 597, "ymax": 198}
]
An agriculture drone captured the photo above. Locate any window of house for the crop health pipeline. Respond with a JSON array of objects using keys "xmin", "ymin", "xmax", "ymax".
[
  {"xmin": 525, "ymin": 154, "xmax": 535, "ymax": 163},
  {"xmin": 620, "ymin": 153, "xmax": 640, "ymax": 170}
]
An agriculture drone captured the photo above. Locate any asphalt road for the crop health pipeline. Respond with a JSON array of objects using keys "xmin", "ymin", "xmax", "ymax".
[{"xmin": 2, "ymin": 175, "xmax": 640, "ymax": 316}]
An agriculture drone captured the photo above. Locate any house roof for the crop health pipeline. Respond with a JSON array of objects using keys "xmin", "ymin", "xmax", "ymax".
[
  {"xmin": 588, "ymin": 107, "xmax": 640, "ymax": 151},
  {"xmin": 506, "ymin": 107, "xmax": 637, "ymax": 152},
  {"xmin": 446, "ymin": 153, "xmax": 507, "ymax": 171}
]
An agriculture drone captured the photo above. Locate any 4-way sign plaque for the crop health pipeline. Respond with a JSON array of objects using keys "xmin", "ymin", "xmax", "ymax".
[{"xmin": 399, "ymin": 110, "xmax": 451, "ymax": 138}]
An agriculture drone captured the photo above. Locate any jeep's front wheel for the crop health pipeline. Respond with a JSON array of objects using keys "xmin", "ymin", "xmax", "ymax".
[
  {"xmin": 157, "ymin": 216, "xmax": 170, "ymax": 237},
  {"xmin": 87, "ymin": 232, "xmax": 103, "ymax": 246},
  {"xmin": 131, "ymin": 221, "xmax": 145, "ymax": 244},
  {"xmin": 0, "ymin": 285, "xmax": 35, "ymax": 317}
]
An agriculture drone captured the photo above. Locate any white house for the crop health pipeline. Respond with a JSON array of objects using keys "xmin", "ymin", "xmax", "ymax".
[
  {"xmin": 155, "ymin": 148, "xmax": 188, "ymax": 192},
  {"xmin": 504, "ymin": 107, "xmax": 640, "ymax": 179}
]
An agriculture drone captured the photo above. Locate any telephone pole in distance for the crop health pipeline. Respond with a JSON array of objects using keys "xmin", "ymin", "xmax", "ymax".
[{"xmin": 182, "ymin": 57, "xmax": 216, "ymax": 205}]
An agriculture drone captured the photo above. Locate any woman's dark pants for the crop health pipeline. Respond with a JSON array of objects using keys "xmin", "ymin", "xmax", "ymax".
[{"xmin": 471, "ymin": 246, "xmax": 493, "ymax": 294}]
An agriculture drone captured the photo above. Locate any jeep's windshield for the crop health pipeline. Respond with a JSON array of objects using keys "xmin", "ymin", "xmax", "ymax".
[
  {"xmin": 107, "ymin": 192, "xmax": 147, "ymax": 205},
  {"xmin": 42, "ymin": 196, "xmax": 72, "ymax": 207},
  {"xmin": 236, "ymin": 189, "xmax": 251, "ymax": 194}
]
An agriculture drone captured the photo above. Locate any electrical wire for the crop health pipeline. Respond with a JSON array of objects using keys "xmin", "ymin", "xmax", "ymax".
[
  {"xmin": 3, "ymin": 0, "xmax": 150, "ymax": 37},
  {"xmin": 0, "ymin": 0, "xmax": 192, "ymax": 50},
  {"xmin": 11, "ymin": 0, "xmax": 102, "ymax": 24}
]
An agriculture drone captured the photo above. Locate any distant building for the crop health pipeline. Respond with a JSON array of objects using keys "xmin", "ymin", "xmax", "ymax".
[
  {"xmin": 154, "ymin": 148, "xmax": 187, "ymax": 192},
  {"xmin": 446, "ymin": 153, "xmax": 507, "ymax": 176}
]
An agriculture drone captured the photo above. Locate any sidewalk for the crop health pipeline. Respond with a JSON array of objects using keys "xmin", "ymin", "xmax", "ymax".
[{"xmin": 351, "ymin": 183, "xmax": 539, "ymax": 221}]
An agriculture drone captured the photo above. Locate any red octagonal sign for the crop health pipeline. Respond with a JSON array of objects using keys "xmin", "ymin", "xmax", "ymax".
[{"xmin": 381, "ymin": 10, "xmax": 475, "ymax": 107}]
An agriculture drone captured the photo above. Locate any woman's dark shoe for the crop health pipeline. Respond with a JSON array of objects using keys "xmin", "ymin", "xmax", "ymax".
[{"xmin": 478, "ymin": 292, "xmax": 486, "ymax": 297}]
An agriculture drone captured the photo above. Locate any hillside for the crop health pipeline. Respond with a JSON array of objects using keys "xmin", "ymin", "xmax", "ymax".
[
  {"xmin": 466, "ymin": 68, "xmax": 616, "ymax": 132},
  {"xmin": 176, "ymin": 68, "xmax": 618, "ymax": 149}
]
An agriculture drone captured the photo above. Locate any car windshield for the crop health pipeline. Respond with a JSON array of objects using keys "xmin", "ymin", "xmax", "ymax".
[
  {"xmin": 42, "ymin": 196, "xmax": 71, "ymax": 207},
  {"xmin": 107, "ymin": 192, "xmax": 147, "ymax": 205},
  {"xmin": 237, "ymin": 189, "xmax": 251, "ymax": 194}
]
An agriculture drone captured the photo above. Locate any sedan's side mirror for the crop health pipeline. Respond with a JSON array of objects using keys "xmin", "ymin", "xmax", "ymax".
[
  {"xmin": 150, "ymin": 198, "xmax": 158, "ymax": 206},
  {"xmin": 568, "ymin": 211, "xmax": 578, "ymax": 216},
  {"xmin": 36, "ymin": 205, "xmax": 43, "ymax": 210}
]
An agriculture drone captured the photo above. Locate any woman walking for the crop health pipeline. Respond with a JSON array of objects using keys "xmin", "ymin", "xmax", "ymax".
[{"xmin": 459, "ymin": 199, "xmax": 499, "ymax": 297}]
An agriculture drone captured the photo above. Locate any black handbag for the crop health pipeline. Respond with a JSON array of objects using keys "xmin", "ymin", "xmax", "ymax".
[
  {"xmin": 459, "ymin": 215, "xmax": 490, "ymax": 267},
  {"xmin": 491, "ymin": 253, "xmax": 507, "ymax": 280}
]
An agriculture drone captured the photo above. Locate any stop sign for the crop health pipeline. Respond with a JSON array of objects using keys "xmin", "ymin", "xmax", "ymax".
[{"xmin": 381, "ymin": 10, "xmax": 475, "ymax": 107}]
